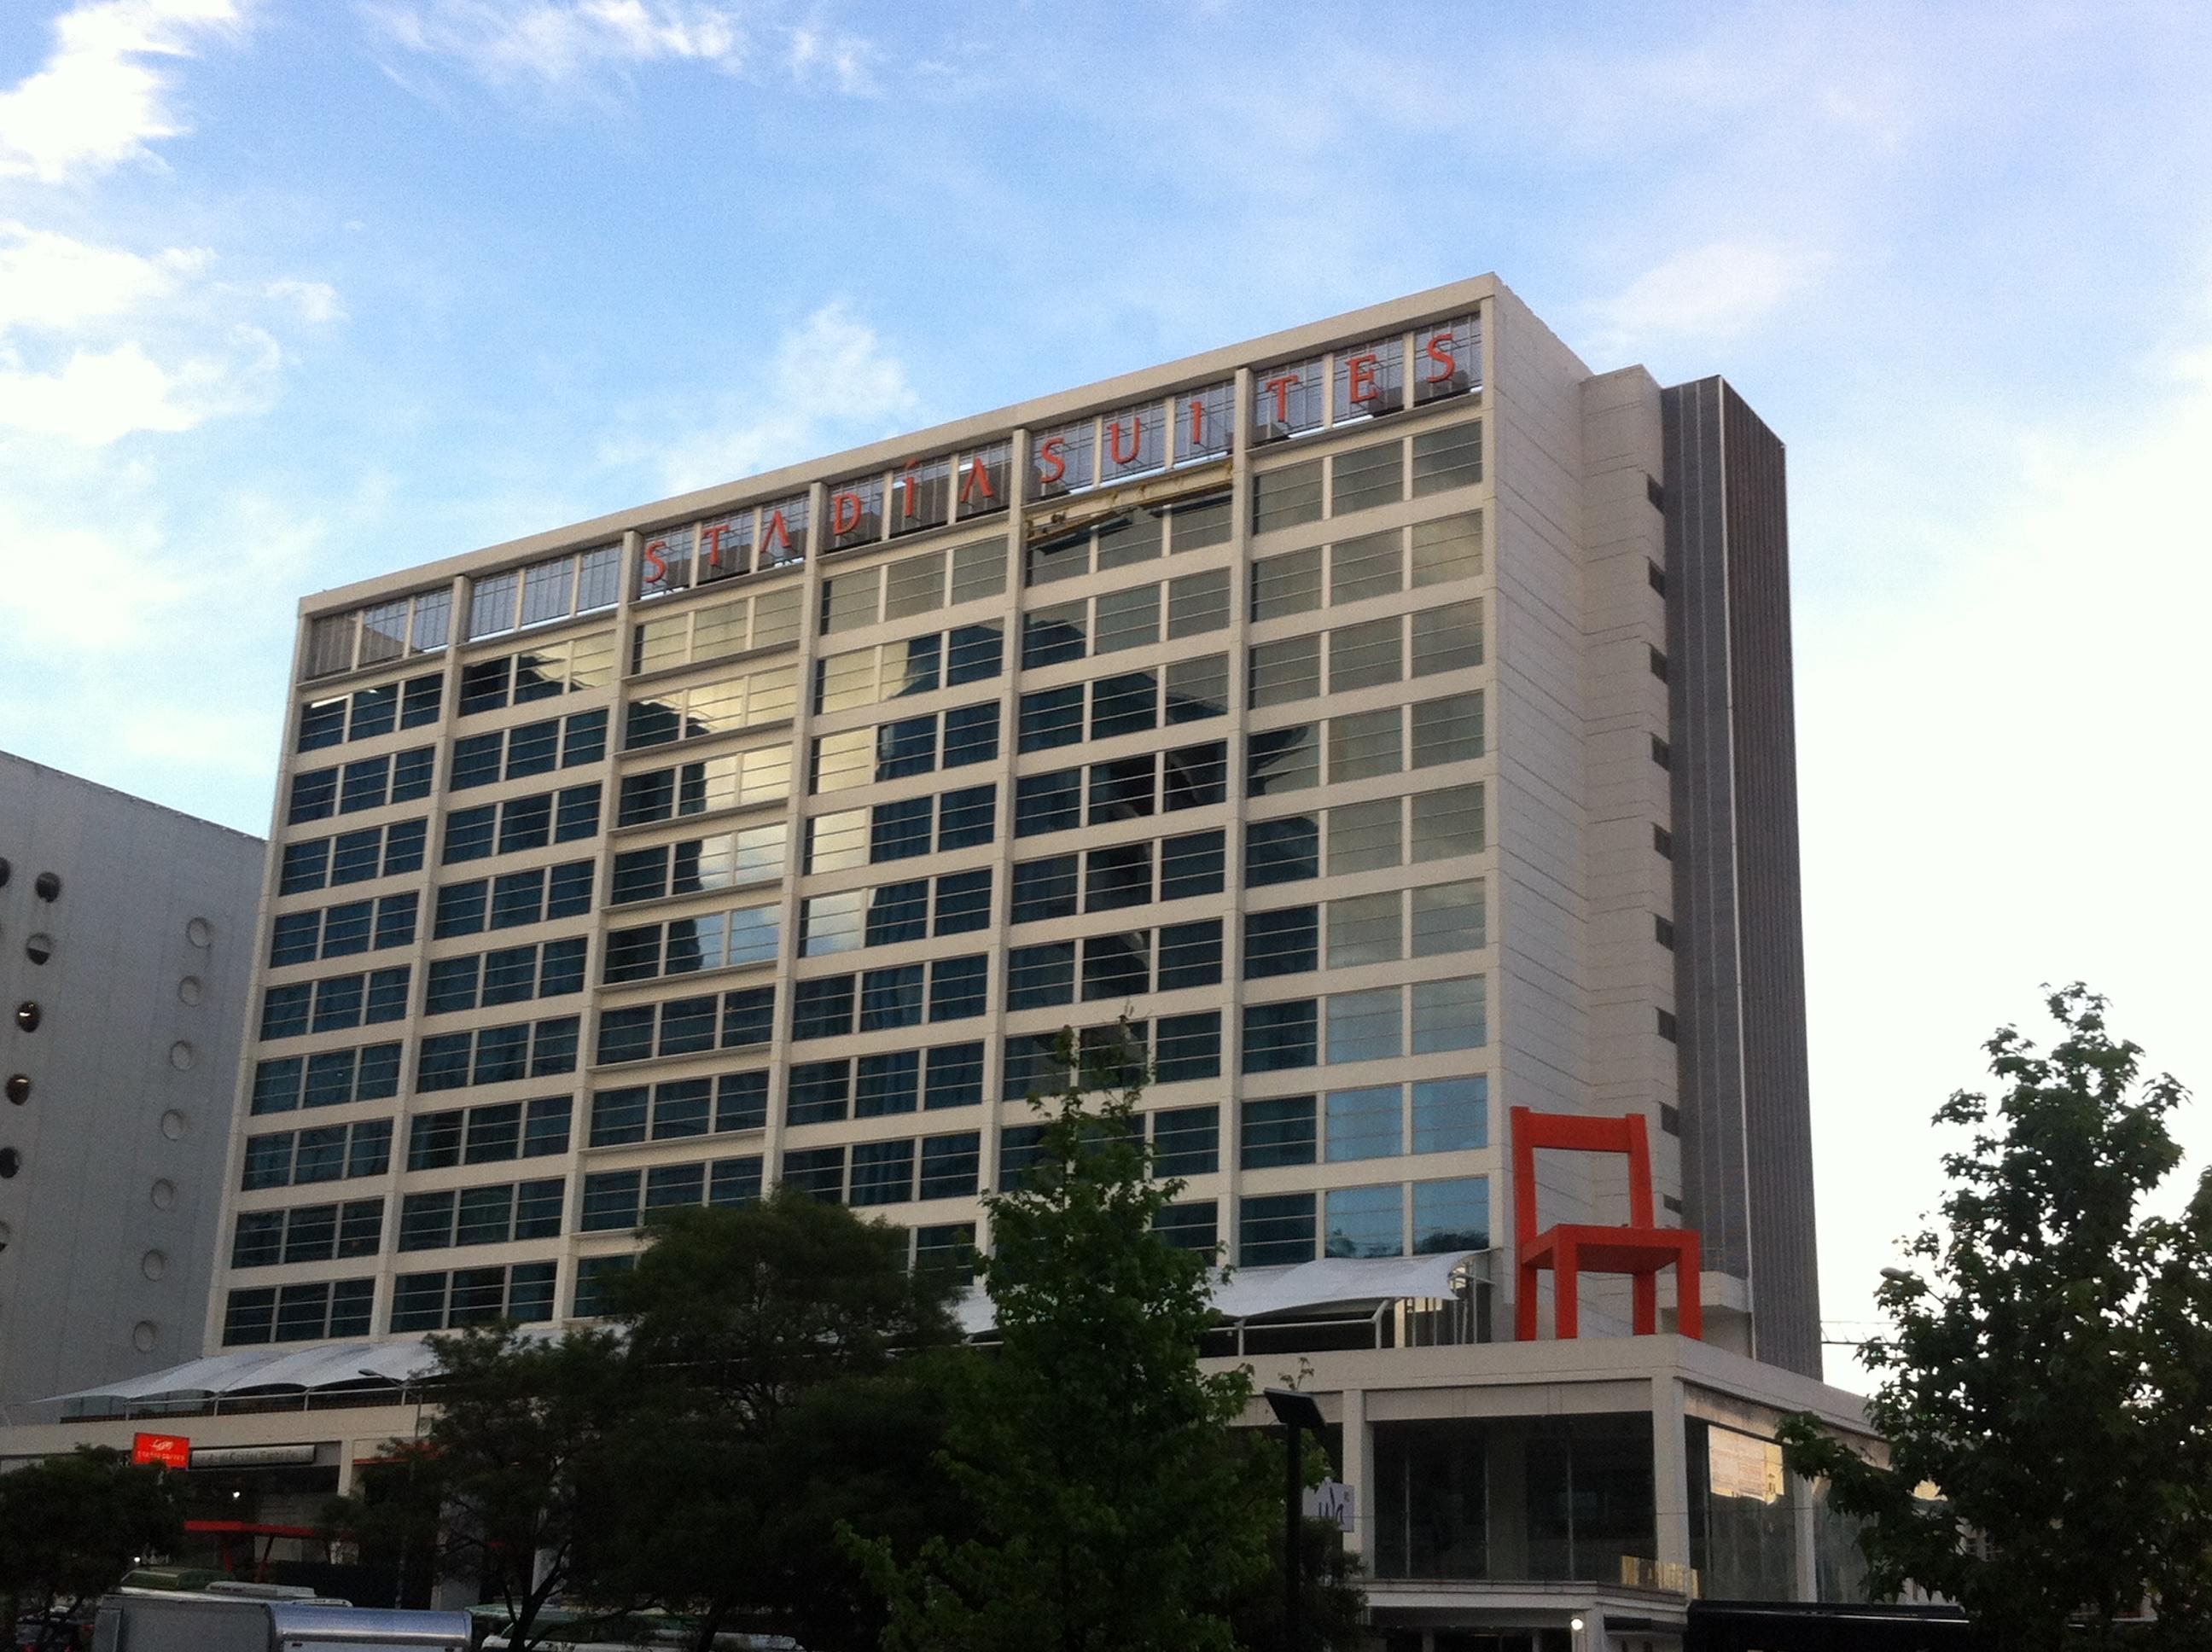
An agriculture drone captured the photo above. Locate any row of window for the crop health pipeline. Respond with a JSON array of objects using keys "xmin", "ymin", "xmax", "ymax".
[
  {"xmin": 398, "ymin": 1178, "xmax": 564, "ymax": 1251},
  {"xmin": 458, "ymin": 630, "xmax": 616, "ymax": 715},
  {"xmin": 1248, "ymin": 614, "xmax": 1483, "ymax": 709},
  {"xmin": 278, "ymin": 819, "xmax": 425, "ymax": 893},
  {"xmin": 1249, "ymin": 511, "xmax": 1482, "ymax": 621},
  {"xmin": 432, "ymin": 860, "xmax": 596, "ymax": 936},
  {"xmin": 610, "ymin": 823, "xmax": 788, "ymax": 906},
  {"xmin": 407, "ymin": 1096, "xmax": 573, "ymax": 1169},
  {"xmin": 1020, "ymin": 572, "xmax": 1229, "ymax": 666},
  {"xmin": 572, "ymin": 1219, "xmax": 979, "ymax": 1313},
  {"xmin": 259, "ymin": 967, "xmax": 410, "ymax": 1041},
  {"xmin": 232, "ymin": 1200, "xmax": 382, "ymax": 1268},
  {"xmin": 249, "ymin": 1041, "xmax": 401, "ymax": 1114},
  {"xmin": 798, "ymin": 868, "xmax": 992, "ymax": 956},
  {"xmin": 579, "ymin": 1155, "xmax": 765, "ymax": 1230},
  {"xmin": 789, "ymin": 956, "xmax": 987, "ymax": 1040},
  {"xmin": 1249, "ymin": 421, "xmax": 1482, "ymax": 537},
  {"xmin": 632, "ymin": 582, "xmax": 804, "ymax": 675},
  {"xmin": 1012, "ymin": 743, "xmax": 1225, "ymax": 837},
  {"xmin": 774, "ymin": 1132, "xmax": 979, "ymax": 1208},
  {"xmin": 1246, "ymin": 784, "xmax": 1486, "ymax": 886},
  {"xmin": 297, "ymin": 671, "xmax": 443, "ymax": 752},
  {"xmin": 451, "ymin": 709, "xmax": 608, "ymax": 789},
  {"xmin": 813, "ymin": 622, "xmax": 1004, "ymax": 713},
  {"xmin": 424, "ymin": 937, "xmax": 588, "ymax": 1015},
  {"xmin": 811, "ymin": 701, "xmax": 1000, "ymax": 793},
  {"xmin": 622, "ymin": 660, "xmax": 799, "ymax": 752},
  {"xmin": 392, "ymin": 1261, "xmax": 556, "ymax": 1332},
  {"xmin": 442, "ymin": 783, "xmax": 602, "ymax": 863},
  {"xmin": 416, "ymin": 1015, "xmax": 580, "ymax": 1091},
  {"xmin": 1016, "ymin": 657, "xmax": 1228, "ymax": 750},
  {"xmin": 1243, "ymin": 882, "xmax": 1486, "ymax": 979},
  {"xmin": 1250, "ymin": 1075, "xmax": 1490, "ymax": 1168},
  {"xmin": 469, "ymin": 546, "xmax": 620, "ymax": 642},
  {"xmin": 221, "ymin": 1278, "xmax": 374, "ymax": 1343},
  {"xmin": 270, "ymin": 893, "xmax": 418, "ymax": 968},
  {"xmin": 1022, "ymin": 493, "xmax": 1231, "ymax": 588},
  {"xmin": 1242, "ymin": 976, "xmax": 1487, "ymax": 1071},
  {"xmin": 1010, "ymin": 830, "xmax": 1225, "ymax": 921},
  {"xmin": 1002, "ymin": 1014, "xmax": 1222, "ymax": 1098},
  {"xmin": 820, "ymin": 537, "xmax": 1008, "ymax": 633},
  {"xmin": 637, "ymin": 493, "xmax": 811, "ymax": 601},
  {"xmin": 305, "ymin": 588, "xmax": 452, "ymax": 682},
  {"xmin": 587, "ymin": 1070, "xmax": 769, "ymax": 1146},
  {"xmin": 596, "ymin": 986, "xmax": 775, "ymax": 1066},
  {"xmin": 240, "ymin": 1118, "xmax": 393, "ymax": 1190},
  {"xmin": 783, "ymin": 1040, "xmax": 983, "ymax": 1125},
  {"xmin": 1006, "ymin": 921, "xmax": 1224, "ymax": 1009},
  {"xmin": 1240, "ymin": 1176, "xmax": 1489, "ymax": 1265},
  {"xmin": 616, "ymin": 742, "xmax": 793, "ymax": 827},
  {"xmin": 804, "ymin": 783, "xmax": 997, "ymax": 871},
  {"xmin": 287, "ymin": 747, "xmax": 434, "ymax": 824},
  {"xmin": 602, "ymin": 900, "xmax": 781, "ymax": 984}
]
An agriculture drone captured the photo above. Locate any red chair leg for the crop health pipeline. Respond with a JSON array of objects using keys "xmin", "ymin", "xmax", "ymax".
[
  {"xmin": 1633, "ymin": 1270, "xmax": 1657, "ymax": 1335},
  {"xmin": 1554, "ymin": 1239, "xmax": 1580, "ymax": 1340},
  {"xmin": 1517, "ymin": 1259, "xmax": 1540, "ymax": 1342}
]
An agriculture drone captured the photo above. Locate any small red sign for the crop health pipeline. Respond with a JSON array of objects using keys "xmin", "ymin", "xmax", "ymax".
[{"xmin": 131, "ymin": 1432, "xmax": 189, "ymax": 1469}]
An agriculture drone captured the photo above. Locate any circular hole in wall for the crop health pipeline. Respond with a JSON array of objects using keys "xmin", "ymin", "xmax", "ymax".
[
  {"xmin": 178, "ymin": 976, "xmax": 203, "ymax": 1005},
  {"xmin": 14, "ymin": 1002, "xmax": 39, "ymax": 1032},
  {"xmin": 150, "ymin": 1178, "xmax": 177, "ymax": 1210},
  {"xmin": 168, "ymin": 1041, "xmax": 194, "ymax": 1071},
  {"xmin": 141, "ymin": 1250, "xmax": 168, "ymax": 1281},
  {"xmin": 0, "ymin": 1148, "xmax": 20, "ymax": 1178},
  {"xmin": 132, "ymin": 1321, "xmax": 159, "ymax": 1353},
  {"xmin": 32, "ymin": 872, "xmax": 60, "ymax": 901},
  {"xmin": 24, "ymin": 934, "xmax": 52, "ymax": 965},
  {"xmin": 5, "ymin": 1074, "xmax": 26, "ymax": 1104},
  {"xmin": 159, "ymin": 1109, "xmax": 187, "ymax": 1141},
  {"xmin": 185, "ymin": 918, "xmax": 212, "ymax": 948}
]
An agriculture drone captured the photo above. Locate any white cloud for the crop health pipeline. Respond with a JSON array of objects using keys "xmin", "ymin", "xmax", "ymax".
[
  {"xmin": 0, "ymin": 0, "xmax": 253, "ymax": 183},
  {"xmin": 0, "ymin": 323, "xmax": 282, "ymax": 444},
  {"xmin": 1585, "ymin": 238, "xmax": 1824, "ymax": 358},
  {"xmin": 262, "ymin": 277, "xmax": 346, "ymax": 323},
  {"xmin": 0, "ymin": 220, "xmax": 212, "ymax": 334},
  {"xmin": 362, "ymin": 0, "xmax": 875, "ymax": 96},
  {"xmin": 637, "ymin": 300, "xmax": 919, "ymax": 497}
]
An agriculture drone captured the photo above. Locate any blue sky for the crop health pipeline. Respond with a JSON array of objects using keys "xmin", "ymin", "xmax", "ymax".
[{"xmin": 4, "ymin": 0, "xmax": 2210, "ymax": 1373}]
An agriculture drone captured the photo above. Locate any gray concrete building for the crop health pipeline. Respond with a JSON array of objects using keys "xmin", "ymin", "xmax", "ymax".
[
  {"xmin": 0, "ymin": 753, "xmax": 263, "ymax": 1411},
  {"xmin": 5, "ymin": 277, "xmax": 1863, "ymax": 1648}
]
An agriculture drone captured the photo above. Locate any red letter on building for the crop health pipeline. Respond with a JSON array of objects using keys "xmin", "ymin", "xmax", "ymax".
[
  {"xmin": 898, "ymin": 462, "xmax": 922, "ymax": 521},
  {"xmin": 1424, "ymin": 331, "xmax": 1459, "ymax": 384},
  {"xmin": 760, "ymin": 509, "xmax": 792, "ymax": 558},
  {"xmin": 1346, "ymin": 352, "xmax": 1380, "ymax": 406},
  {"xmin": 1264, "ymin": 373, "xmax": 1301, "ymax": 426},
  {"xmin": 830, "ymin": 492, "xmax": 863, "ymax": 537},
  {"xmin": 959, "ymin": 456, "xmax": 998, "ymax": 509},
  {"xmin": 642, "ymin": 541, "xmax": 668, "ymax": 586},
  {"xmin": 1037, "ymin": 436, "xmax": 1068, "ymax": 486},
  {"xmin": 1107, "ymin": 418, "xmax": 1143, "ymax": 467},
  {"xmin": 699, "ymin": 523, "xmax": 732, "ymax": 572},
  {"xmin": 1187, "ymin": 397, "xmax": 1207, "ymax": 450}
]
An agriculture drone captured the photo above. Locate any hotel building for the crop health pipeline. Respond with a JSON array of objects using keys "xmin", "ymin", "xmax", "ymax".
[{"xmin": 12, "ymin": 277, "xmax": 1874, "ymax": 1649}]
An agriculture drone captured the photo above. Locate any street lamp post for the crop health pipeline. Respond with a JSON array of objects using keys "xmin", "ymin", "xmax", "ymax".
[
  {"xmin": 360, "ymin": 1369, "xmax": 424, "ymax": 1608},
  {"xmin": 1263, "ymin": 1387, "xmax": 1326, "ymax": 1652}
]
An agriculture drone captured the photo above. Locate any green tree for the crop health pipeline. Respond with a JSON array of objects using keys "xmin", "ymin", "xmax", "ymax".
[
  {"xmin": 575, "ymin": 1192, "xmax": 965, "ymax": 1652},
  {"xmin": 1780, "ymin": 986, "xmax": 2212, "ymax": 1650},
  {"xmin": 0, "ymin": 1446, "xmax": 183, "ymax": 1650},
  {"xmin": 863, "ymin": 1032, "xmax": 1289, "ymax": 1652},
  {"xmin": 328, "ymin": 1324, "xmax": 634, "ymax": 1652}
]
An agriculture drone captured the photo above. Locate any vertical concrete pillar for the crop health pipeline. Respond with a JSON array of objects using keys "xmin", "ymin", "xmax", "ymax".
[
  {"xmin": 1340, "ymin": 1387, "xmax": 1370, "ymax": 1560},
  {"xmin": 1651, "ymin": 1374, "xmax": 1692, "ymax": 1572},
  {"xmin": 1792, "ymin": 1473, "xmax": 1819, "ymax": 1602}
]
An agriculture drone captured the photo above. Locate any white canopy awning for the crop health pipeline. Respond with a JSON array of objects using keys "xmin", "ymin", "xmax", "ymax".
[
  {"xmin": 44, "ymin": 1336, "xmax": 443, "ymax": 1405},
  {"xmin": 954, "ymin": 1249, "xmax": 1485, "ymax": 1336}
]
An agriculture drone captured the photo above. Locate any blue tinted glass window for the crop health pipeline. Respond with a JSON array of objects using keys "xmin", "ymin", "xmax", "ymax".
[
  {"xmin": 1155, "ymin": 1012, "xmax": 1222, "ymax": 1084},
  {"xmin": 870, "ymin": 796, "xmax": 933, "ymax": 863},
  {"xmin": 928, "ymin": 953, "xmax": 988, "ymax": 1022},
  {"xmin": 793, "ymin": 975, "xmax": 855, "ymax": 1041},
  {"xmin": 1006, "ymin": 943, "xmax": 1074, "ymax": 1010},
  {"xmin": 934, "ymin": 868, "xmax": 992, "ymax": 934},
  {"xmin": 1018, "ymin": 685, "xmax": 1084, "ymax": 753},
  {"xmin": 1412, "ymin": 1177, "xmax": 1489, "ymax": 1254},
  {"xmin": 1242, "ymin": 1000, "xmax": 1318, "ymax": 1073},
  {"xmin": 716, "ymin": 1071, "xmax": 769, "ymax": 1132},
  {"xmin": 935, "ymin": 784, "xmax": 996, "ymax": 848},
  {"xmin": 1239, "ymin": 1191, "xmax": 1317, "ymax": 1266},
  {"xmin": 1324, "ymin": 1184, "xmax": 1403, "ymax": 1259},
  {"xmin": 925, "ymin": 1042, "xmax": 984, "ymax": 1110}
]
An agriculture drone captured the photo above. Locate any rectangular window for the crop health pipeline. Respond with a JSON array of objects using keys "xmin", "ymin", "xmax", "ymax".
[
  {"xmin": 1167, "ymin": 568, "xmax": 1231, "ymax": 638},
  {"xmin": 1158, "ymin": 830, "xmax": 1225, "ymax": 901},
  {"xmin": 1411, "ymin": 691, "xmax": 1485, "ymax": 767},
  {"xmin": 1242, "ymin": 999, "xmax": 1317, "ymax": 1073},
  {"xmin": 1155, "ymin": 1011, "xmax": 1221, "ymax": 1084},
  {"xmin": 1412, "ymin": 976, "xmax": 1487, "ymax": 1054},
  {"xmin": 1244, "ymin": 905, "xmax": 1318, "ymax": 980},
  {"xmin": 1412, "ymin": 1075, "xmax": 1488, "ymax": 1155},
  {"xmin": 1330, "ymin": 440, "xmax": 1403, "ymax": 516},
  {"xmin": 1250, "ymin": 546, "xmax": 1322, "ymax": 622},
  {"xmin": 1089, "ymin": 671, "xmax": 1158, "ymax": 740},
  {"xmin": 782, "ymin": 1146, "xmax": 846, "ymax": 1202},
  {"xmin": 1328, "ymin": 615, "xmax": 1402, "ymax": 691},
  {"xmin": 1249, "ymin": 635, "xmax": 1321, "ymax": 708},
  {"xmin": 1248, "ymin": 724, "xmax": 1317, "ymax": 796},
  {"xmin": 1327, "ymin": 986, "xmax": 1402, "ymax": 1063},
  {"xmin": 850, "ymin": 1138, "xmax": 916, "ymax": 1207},
  {"xmin": 1327, "ymin": 796, "xmax": 1401, "ymax": 874},
  {"xmin": 1412, "ymin": 600, "xmax": 1484, "ymax": 677},
  {"xmin": 1410, "ymin": 512, "xmax": 1482, "ymax": 587},
  {"xmin": 1240, "ymin": 1192, "xmax": 1318, "ymax": 1266},
  {"xmin": 1092, "ymin": 584, "xmax": 1160, "ymax": 654},
  {"xmin": 1327, "ymin": 890, "xmax": 1402, "ymax": 967},
  {"xmin": 1412, "ymin": 1176, "xmax": 1489, "ymax": 1253},
  {"xmin": 1326, "ymin": 1085, "xmax": 1403, "ymax": 1162},
  {"xmin": 1412, "ymin": 422, "xmax": 1483, "ymax": 497},
  {"xmin": 1245, "ymin": 816, "xmax": 1319, "ymax": 888},
  {"xmin": 1252, "ymin": 458, "xmax": 1323, "ymax": 533},
  {"xmin": 1152, "ymin": 1105, "xmax": 1220, "ymax": 1177},
  {"xmin": 1412, "ymin": 881, "xmax": 1486, "ymax": 955},
  {"xmin": 1325, "ymin": 1184, "xmax": 1404, "ymax": 1259},
  {"xmin": 1242, "ymin": 1095, "xmax": 1317, "ymax": 1168}
]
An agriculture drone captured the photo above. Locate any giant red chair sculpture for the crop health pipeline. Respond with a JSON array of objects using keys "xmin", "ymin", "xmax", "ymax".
[{"xmin": 1511, "ymin": 1105, "xmax": 1703, "ymax": 1343}]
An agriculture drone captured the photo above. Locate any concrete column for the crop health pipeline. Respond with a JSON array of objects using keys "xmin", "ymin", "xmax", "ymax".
[
  {"xmin": 1792, "ymin": 1472, "xmax": 1818, "ymax": 1602},
  {"xmin": 1340, "ymin": 1387, "xmax": 1370, "ymax": 1560},
  {"xmin": 1651, "ymin": 1374, "xmax": 1691, "ymax": 1572}
]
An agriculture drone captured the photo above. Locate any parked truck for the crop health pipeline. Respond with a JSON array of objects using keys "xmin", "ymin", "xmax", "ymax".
[{"xmin": 90, "ymin": 1591, "xmax": 471, "ymax": 1652}]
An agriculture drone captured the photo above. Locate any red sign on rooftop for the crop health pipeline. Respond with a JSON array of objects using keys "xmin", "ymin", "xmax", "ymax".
[{"xmin": 131, "ymin": 1431, "xmax": 190, "ymax": 1469}]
